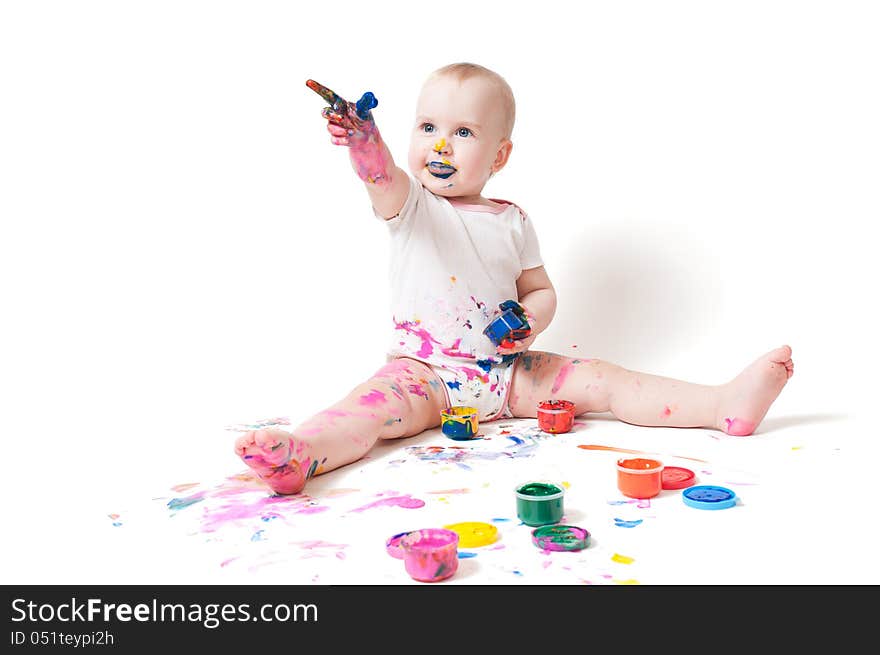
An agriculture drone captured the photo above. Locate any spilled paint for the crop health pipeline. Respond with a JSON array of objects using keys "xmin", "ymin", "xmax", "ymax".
[
  {"xmin": 349, "ymin": 494, "xmax": 425, "ymax": 513},
  {"xmin": 613, "ymin": 518, "xmax": 643, "ymax": 528},
  {"xmin": 167, "ymin": 492, "xmax": 207, "ymax": 511}
]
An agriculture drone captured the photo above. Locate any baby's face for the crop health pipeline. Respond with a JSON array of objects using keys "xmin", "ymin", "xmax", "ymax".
[{"xmin": 408, "ymin": 75, "xmax": 510, "ymax": 199}]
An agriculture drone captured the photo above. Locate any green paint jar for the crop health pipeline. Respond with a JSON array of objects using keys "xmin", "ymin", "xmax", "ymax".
[{"xmin": 515, "ymin": 481, "xmax": 565, "ymax": 526}]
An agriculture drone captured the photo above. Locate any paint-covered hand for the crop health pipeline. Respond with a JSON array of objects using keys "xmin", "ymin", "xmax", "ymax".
[
  {"xmin": 306, "ymin": 78, "xmax": 391, "ymax": 186},
  {"xmin": 495, "ymin": 304, "xmax": 537, "ymax": 356},
  {"xmin": 496, "ymin": 331, "xmax": 537, "ymax": 357},
  {"xmin": 306, "ymin": 79, "xmax": 378, "ymax": 147}
]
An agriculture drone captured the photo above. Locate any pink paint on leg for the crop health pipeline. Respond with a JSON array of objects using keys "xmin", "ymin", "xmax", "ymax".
[
  {"xmin": 551, "ymin": 362, "xmax": 577, "ymax": 395},
  {"xmin": 359, "ymin": 389, "xmax": 387, "ymax": 407},
  {"xmin": 724, "ymin": 417, "xmax": 756, "ymax": 436}
]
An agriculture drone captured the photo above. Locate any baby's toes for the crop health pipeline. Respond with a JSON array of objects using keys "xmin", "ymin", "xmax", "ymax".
[{"xmin": 233, "ymin": 431, "xmax": 258, "ymax": 457}]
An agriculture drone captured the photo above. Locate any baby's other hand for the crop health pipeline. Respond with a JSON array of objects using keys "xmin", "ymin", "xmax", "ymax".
[{"xmin": 496, "ymin": 332, "xmax": 536, "ymax": 356}]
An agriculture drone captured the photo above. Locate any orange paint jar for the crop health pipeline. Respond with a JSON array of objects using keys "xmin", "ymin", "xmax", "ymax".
[{"xmin": 617, "ymin": 457, "xmax": 664, "ymax": 499}]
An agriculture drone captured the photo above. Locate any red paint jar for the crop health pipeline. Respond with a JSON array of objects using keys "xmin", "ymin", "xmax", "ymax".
[
  {"xmin": 617, "ymin": 457, "xmax": 664, "ymax": 499},
  {"xmin": 537, "ymin": 399, "xmax": 575, "ymax": 433}
]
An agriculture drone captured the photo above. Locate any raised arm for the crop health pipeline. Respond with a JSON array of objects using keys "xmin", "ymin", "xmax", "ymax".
[{"xmin": 306, "ymin": 79, "xmax": 410, "ymax": 219}]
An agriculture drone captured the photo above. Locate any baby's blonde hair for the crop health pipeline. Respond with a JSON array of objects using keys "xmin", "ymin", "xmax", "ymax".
[{"xmin": 428, "ymin": 62, "xmax": 516, "ymax": 140}]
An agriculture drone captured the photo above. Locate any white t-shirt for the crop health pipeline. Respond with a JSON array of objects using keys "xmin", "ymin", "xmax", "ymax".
[{"xmin": 376, "ymin": 175, "xmax": 544, "ymax": 368}]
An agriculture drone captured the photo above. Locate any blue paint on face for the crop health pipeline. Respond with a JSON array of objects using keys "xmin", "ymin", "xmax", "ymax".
[{"xmin": 427, "ymin": 161, "xmax": 456, "ymax": 178}]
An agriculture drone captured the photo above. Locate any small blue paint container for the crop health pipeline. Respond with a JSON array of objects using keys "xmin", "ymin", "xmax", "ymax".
[
  {"xmin": 441, "ymin": 406, "xmax": 479, "ymax": 440},
  {"xmin": 483, "ymin": 300, "xmax": 531, "ymax": 347}
]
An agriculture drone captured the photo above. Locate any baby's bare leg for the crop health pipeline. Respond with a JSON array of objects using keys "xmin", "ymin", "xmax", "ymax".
[
  {"xmin": 234, "ymin": 358, "xmax": 446, "ymax": 494},
  {"xmin": 508, "ymin": 346, "xmax": 793, "ymax": 435}
]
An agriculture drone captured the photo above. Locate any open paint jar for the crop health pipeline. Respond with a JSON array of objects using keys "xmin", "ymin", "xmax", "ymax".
[
  {"xmin": 399, "ymin": 528, "xmax": 460, "ymax": 582},
  {"xmin": 514, "ymin": 481, "xmax": 565, "ymax": 526},
  {"xmin": 440, "ymin": 406, "xmax": 479, "ymax": 440},
  {"xmin": 617, "ymin": 457, "xmax": 664, "ymax": 499},
  {"xmin": 537, "ymin": 399, "xmax": 575, "ymax": 433}
]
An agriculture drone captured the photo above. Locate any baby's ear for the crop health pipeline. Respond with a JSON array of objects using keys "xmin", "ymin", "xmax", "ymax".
[{"xmin": 492, "ymin": 139, "xmax": 513, "ymax": 173}]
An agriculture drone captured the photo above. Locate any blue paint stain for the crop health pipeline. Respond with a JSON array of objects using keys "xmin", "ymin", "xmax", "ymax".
[
  {"xmin": 476, "ymin": 359, "xmax": 493, "ymax": 373},
  {"xmin": 167, "ymin": 493, "xmax": 205, "ymax": 511},
  {"xmin": 491, "ymin": 518, "xmax": 511, "ymax": 523},
  {"xmin": 251, "ymin": 530, "xmax": 266, "ymax": 542},
  {"xmin": 355, "ymin": 91, "xmax": 378, "ymax": 120},
  {"xmin": 455, "ymin": 462, "xmax": 473, "ymax": 471},
  {"xmin": 458, "ymin": 552, "xmax": 478, "ymax": 559},
  {"xmin": 614, "ymin": 518, "xmax": 643, "ymax": 528},
  {"xmin": 506, "ymin": 435, "xmax": 525, "ymax": 446},
  {"xmin": 446, "ymin": 380, "xmax": 461, "ymax": 391}
]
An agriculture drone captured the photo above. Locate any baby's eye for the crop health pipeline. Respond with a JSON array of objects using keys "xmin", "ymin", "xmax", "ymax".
[
  {"xmin": 456, "ymin": 127, "xmax": 472, "ymax": 138},
  {"xmin": 421, "ymin": 123, "xmax": 435, "ymax": 134}
]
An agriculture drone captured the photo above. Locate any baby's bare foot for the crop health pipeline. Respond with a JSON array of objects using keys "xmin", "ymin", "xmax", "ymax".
[
  {"xmin": 716, "ymin": 345, "xmax": 794, "ymax": 436},
  {"xmin": 233, "ymin": 429, "xmax": 315, "ymax": 495}
]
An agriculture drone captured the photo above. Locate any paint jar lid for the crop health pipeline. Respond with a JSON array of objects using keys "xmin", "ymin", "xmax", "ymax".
[
  {"xmin": 682, "ymin": 485, "xmax": 737, "ymax": 510},
  {"xmin": 662, "ymin": 466, "xmax": 696, "ymax": 490},
  {"xmin": 385, "ymin": 531, "xmax": 412, "ymax": 559},
  {"xmin": 514, "ymin": 481, "xmax": 565, "ymax": 501},
  {"xmin": 531, "ymin": 525, "xmax": 590, "ymax": 551},
  {"xmin": 443, "ymin": 522, "xmax": 498, "ymax": 548}
]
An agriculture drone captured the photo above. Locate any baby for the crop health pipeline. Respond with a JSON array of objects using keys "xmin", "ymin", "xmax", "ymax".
[{"xmin": 234, "ymin": 62, "xmax": 794, "ymax": 495}]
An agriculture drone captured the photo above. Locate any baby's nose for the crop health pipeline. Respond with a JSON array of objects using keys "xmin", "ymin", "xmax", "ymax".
[{"xmin": 433, "ymin": 138, "xmax": 451, "ymax": 154}]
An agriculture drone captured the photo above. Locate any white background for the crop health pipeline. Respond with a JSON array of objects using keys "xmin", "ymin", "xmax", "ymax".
[{"xmin": 2, "ymin": 1, "xmax": 878, "ymax": 583}]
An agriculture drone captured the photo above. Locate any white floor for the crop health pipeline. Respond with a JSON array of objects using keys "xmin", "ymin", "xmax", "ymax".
[{"xmin": 6, "ymin": 405, "xmax": 874, "ymax": 586}]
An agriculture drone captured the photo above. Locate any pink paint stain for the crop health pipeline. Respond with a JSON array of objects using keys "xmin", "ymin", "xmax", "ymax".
[
  {"xmin": 348, "ymin": 495, "xmax": 426, "ymax": 513},
  {"xmin": 551, "ymin": 362, "xmax": 576, "ymax": 394},
  {"xmin": 359, "ymin": 389, "xmax": 387, "ymax": 407},
  {"xmin": 294, "ymin": 540, "xmax": 349, "ymax": 555},
  {"xmin": 406, "ymin": 383, "xmax": 430, "ymax": 400},
  {"xmin": 441, "ymin": 338, "xmax": 476, "ymax": 359},
  {"xmin": 662, "ymin": 405, "xmax": 672, "ymax": 417},
  {"xmin": 200, "ymin": 495, "xmax": 327, "ymax": 532},
  {"xmin": 393, "ymin": 319, "xmax": 441, "ymax": 358},
  {"xmin": 459, "ymin": 367, "xmax": 489, "ymax": 383},
  {"xmin": 724, "ymin": 417, "xmax": 756, "ymax": 436}
]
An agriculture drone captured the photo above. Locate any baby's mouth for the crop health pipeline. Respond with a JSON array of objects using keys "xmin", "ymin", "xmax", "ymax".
[{"xmin": 426, "ymin": 161, "xmax": 457, "ymax": 179}]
